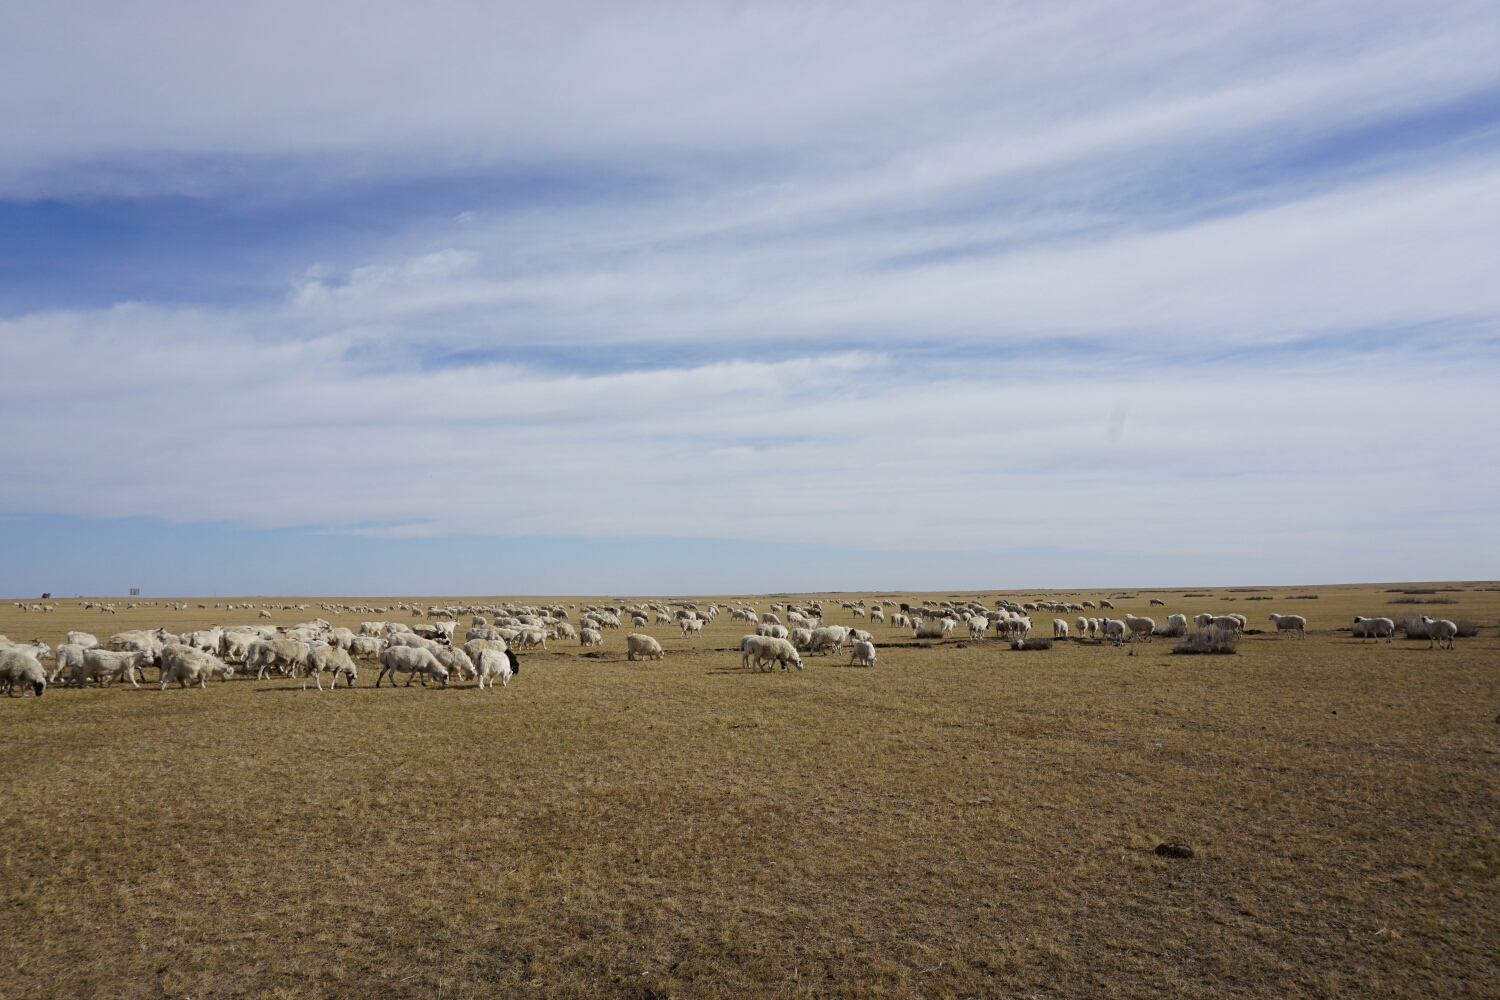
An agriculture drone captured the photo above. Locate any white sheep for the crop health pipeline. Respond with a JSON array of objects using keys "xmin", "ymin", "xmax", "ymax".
[
  {"xmin": 475, "ymin": 648, "xmax": 520, "ymax": 688},
  {"xmin": 81, "ymin": 648, "xmax": 149, "ymax": 687},
  {"xmin": 847, "ymin": 640, "xmax": 877, "ymax": 667},
  {"xmin": 1421, "ymin": 616, "xmax": 1459, "ymax": 650},
  {"xmin": 626, "ymin": 633, "xmax": 664, "ymax": 661},
  {"xmin": 159, "ymin": 645, "xmax": 234, "ymax": 689},
  {"xmin": 1075, "ymin": 616, "xmax": 1087, "ymax": 638},
  {"xmin": 1101, "ymin": 619, "xmax": 1126, "ymax": 645},
  {"xmin": 1352, "ymin": 616, "xmax": 1395, "ymax": 642},
  {"xmin": 1053, "ymin": 618, "xmax": 1070, "ymax": 639},
  {"xmin": 306, "ymin": 645, "xmax": 360, "ymax": 689},
  {"xmin": 66, "ymin": 630, "xmax": 99, "ymax": 648},
  {"xmin": 376, "ymin": 646, "xmax": 449, "ymax": 687},
  {"xmin": 680, "ymin": 618, "xmax": 705, "ymax": 638},
  {"xmin": 967, "ymin": 616, "xmax": 989, "ymax": 640},
  {"xmin": 1268, "ymin": 613, "xmax": 1307, "ymax": 639},
  {"xmin": 741, "ymin": 635, "xmax": 803, "ymax": 672},
  {"xmin": 809, "ymin": 625, "xmax": 851, "ymax": 654},
  {"xmin": 1123, "ymin": 614, "xmax": 1155, "ymax": 641},
  {"xmin": 0, "ymin": 648, "xmax": 47, "ymax": 696},
  {"xmin": 579, "ymin": 628, "xmax": 604, "ymax": 647},
  {"xmin": 515, "ymin": 627, "xmax": 547, "ymax": 651}
]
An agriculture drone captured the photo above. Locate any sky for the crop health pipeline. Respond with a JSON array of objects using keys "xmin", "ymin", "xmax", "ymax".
[{"xmin": 2, "ymin": 1, "xmax": 1498, "ymax": 597}]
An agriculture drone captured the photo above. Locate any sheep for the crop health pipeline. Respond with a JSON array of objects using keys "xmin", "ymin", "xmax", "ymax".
[
  {"xmin": 808, "ymin": 625, "xmax": 850, "ymax": 655},
  {"xmin": 848, "ymin": 640, "xmax": 877, "ymax": 667},
  {"xmin": 1082, "ymin": 601, "xmax": 1096, "ymax": 609},
  {"xmin": 554, "ymin": 622, "xmax": 578, "ymax": 641},
  {"xmin": 1421, "ymin": 616, "xmax": 1459, "ymax": 650},
  {"xmin": 182, "ymin": 629, "xmax": 225, "ymax": 656},
  {"xmin": 66, "ymin": 631, "xmax": 99, "ymax": 649},
  {"xmin": 329, "ymin": 627, "xmax": 356, "ymax": 650},
  {"xmin": 1075, "ymin": 616, "xmax": 1087, "ymax": 638},
  {"xmin": 1211, "ymin": 615, "xmax": 1243, "ymax": 634},
  {"xmin": 680, "ymin": 618, "xmax": 704, "ymax": 638},
  {"xmin": 741, "ymin": 635, "xmax": 803, "ymax": 672},
  {"xmin": 1053, "ymin": 618, "xmax": 1070, "ymax": 639},
  {"xmin": 0, "ymin": 648, "xmax": 47, "ymax": 696},
  {"xmin": 376, "ymin": 646, "xmax": 449, "ymax": 687},
  {"xmin": 1100, "ymin": 600, "xmax": 1115, "ymax": 610},
  {"xmin": 248, "ymin": 638, "xmax": 310, "ymax": 680},
  {"xmin": 869, "ymin": 608, "xmax": 884, "ymax": 623},
  {"xmin": 259, "ymin": 609, "xmax": 272, "ymax": 618},
  {"xmin": 432, "ymin": 646, "xmax": 476, "ymax": 682},
  {"xmin": 349, "ymin": 636, "xmax": 384, "ymax": 659},
  {"xmin": 849, "ymin": 628, "xmax": 874, "ymax": 644},
  {"xmin": 1101, "ymin": 619, "xmax": 1127, "ymax": 645},
  {"xmin": 108, "ymin": 631, "xmax": 165, "ymax": 668},
  {"xmin": 475, "ymin": 648, "xmax": 521, "ymax": 688},
  {"xmin": 579, "ymin": 628, "xmax": 604, "ymax": 647},
  {"xmin": 1193, "ymin": 613, "xmax": 1214, "ymax": 629},
  {"xmin": 305, "ymin": 645, "xmax": 359, "ymax": 689},
  {"xmin": 81, "ymin": 648, "xmax": 149, "ymax": 687},
  {"xmin": 1150, "ymin": 598, "xmax": 1165, "ymax": 607},
  {"xmin": 788, "ymin": 627, "xmax": 814, "ymax": 650},
  {"xmin": 1352, "ymin": 616, "xmax": 1395, "ymax": 642},
  {"xmin": 760, "ymin": 613, "xmax": 782, "ymax": 625},
  {"xmin": 1161, "ymin": 613, "xmax": 1189, "ymax": 635},
  {"xmin": 626, "ymin": 633, "xmax": 664, "ymax": 661},
  {"xmin": 1123, "ymin": 614, "xmax": 1155, "ymax": 641},
  {"xmin": 515, "ymin": 627, "xmax": 547, "ymax": 651},
  {"xmin": 967, "ymin": 616, "xmax": 989, "ymax": 640},
  {"xmin": 50, "ymin": 643, "xmax": 90, "ymax": 684},
  {"xmin": 1268, "ymin": 613, "xmax": 1307, "ymax": 639},
  {"xmin": 159, "ymin": 645, "xmax": 234, "ymax": 689}
]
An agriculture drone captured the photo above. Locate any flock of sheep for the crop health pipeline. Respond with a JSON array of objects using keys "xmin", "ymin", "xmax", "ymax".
[{"xmin": 0, "ymin": 593, "xmax": 1470, "ymax": 697}]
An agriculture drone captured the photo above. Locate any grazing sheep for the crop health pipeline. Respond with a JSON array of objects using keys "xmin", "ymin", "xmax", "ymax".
[
  {"xmin": 349, "ymin": 636, "xmax": 384, "ymax": 659},
  {"xmin": 305, "ymin": 645, "xmax": 359, "ymax": 689},
  {"xmin": 554, "ymin": 622, "xmax": 578, "ymax": 641},
  {"xmin": 1268, "ymin": 614, "xmax": 1307, "ymax": 639},
  {"xmin": 579, "ymin": 628, "xmax": 604, "ymax": 647},
  {"xmin": 680, "ymin": 618, "xmax": 704, "ymax": 638},
  {"xmin": 0, "ymin": 648, "xmax": 47, "ymax": 696},
  {"xmin": 376, "ymin": 646, "xmax": 449, "ymax": 687},
  {"xmin": 81, "ymin": 648, "xmax": 149, "ymax": 687},
  {"xmin": 1421, "ymin": 616, "xmax": 1459, "ymax": 650},
  {"xmin": 248, "ymin": 639, "xmax": 311, "ymax": 680},
  {"xmin": 741, "ymin": 635, "xmax": 803, "ymax": 672},
  {"xmin": 432, "ymin": 646, "xmax": 476, "ymax": 682},
  {"xmin": 1123, "ymin": 614, "xmax": 1155, "ymax": 641},
  {"xmin": 259, "ymin": 609, "xmax": 272, "ymax": 618},
  {"xmin": 1150, "ymin": 598, "xmax": 1165, "ymax": 607},
  {"xmin": 1100, "ymin": 600, "xmax": 1115, "ymax": 610},
  {"xmin": 808, "ymin": 625, "xmax": 851, "ymax": 655},
  {"xmin": 760, "ymin": 613, "xmax": 782, "ymax": 625},
  {"xmin": 912, "ymin": 618, "xmax": 954, "ymax": 640},
  {"xmin": 847, "ymin": 640, "xmax": 877, "ymax": 667},
  {"xmin": 1101, "ymin": 619, "xmax": 1127, "ymax": 645},
  {"xmin": 1352, "ymin": 616, "xmax": 1395, "ymax": 642},
  {"xmin": 1053, "ymin": 618, "xmax": 1070, "ymax": 639},
  {"xmin": 967, "ymin": 616, "xmax": 989, "ymax": 640},
  {"xmin": 1075, "ymin": 616, "xmax": 1087, "ymax": 638},
  {"xmin": 159, "ymin": 645, "xmax": 234, "ymax": 689},
  {"xmin": 475, "ymin": 648, "xmax": 520, "ymax": 688},
  {"xmin": 789, "ymin": 627, "xmax": 814, "ymax": 650},
  {"xmin": 1082, "ymin": 601, "xmax": 1095, "ymax": 609},
  {"xmin": 515, "ymin": 627, "xmax": 547, "ymax": 651},
  {"xmin": 626, "ymin": 633, "xmax": 664, "ymax": 661}
]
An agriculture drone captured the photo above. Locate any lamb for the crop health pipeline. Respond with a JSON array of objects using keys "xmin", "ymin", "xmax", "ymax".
[
  {"xmin": 1268, "ymin": 614, "xmax": 1307, "ymax": 639},
  {"xmin": 626, "ymin": 633, "xmax": 664, "ymax": 661},
  {"xmin": 1421, "ymin": 616, "xmax": 1459, "ymax": 650},
  {"xmin": 159, "ymin": 645, "xmax": 234, "ymax": 689},
  {"xmin": 1352, "ymin": 616, "xmax": 1395, "ymax": 642},
  {"xmin": 475, "ymin": 648, "xmax": 521, "ymax": 688},
  {"xmin": 81, "ymin": 648, "xmax": 149, "ymax": 687},
  {"xmin": 376, "ymin": 646, "xmax": 450, "ymax": 687},
  {"xmin": 579, "ymin": 628, "xmax": 604, "ymax": 647},
  {"xmin": 305, "ymin": 645, "xmax": 360, "ymax": 689},
  {"xmin": 1123, "ymin": 614, "xmax": 1155, "ymax": 641},
  {"xmin": 847, "ymin": 640, "xmax": 877, "ymax": 667},
  {"xmin": 0, "ymin": 648, "xmax": 47, "ymax": 696},
  {"xmin": 680, "ymin": 618, "xmax": 704, "ymax": 638},
  {"xmin": 1053, "ymin": 618, "xmax": 1070, "ymax": 639},
  {"xmin": 247, "ymin": 638, "xmax": 310, "ymax": 680}
]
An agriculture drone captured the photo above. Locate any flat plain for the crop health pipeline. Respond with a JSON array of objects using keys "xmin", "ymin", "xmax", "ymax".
[{"xmin": 2, "ymin": 582, "xmax": 1497, "ymax": 999}]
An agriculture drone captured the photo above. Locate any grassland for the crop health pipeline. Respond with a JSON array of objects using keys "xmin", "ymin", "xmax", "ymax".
[{"xmin": 2, "ymin": 583, "xmax": 1497, "ymax": 998}]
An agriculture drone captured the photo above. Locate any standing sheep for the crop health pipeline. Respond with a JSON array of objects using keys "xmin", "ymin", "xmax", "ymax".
[
  {"xmin": 475, "ymin": 648, "xmax": 521, "ymax": 688},
  {"xmin": 847, "ymin": 641, "xmax": 877, "ymax": 667},
  {"xmin": 1053, "ymin": 618, "xmax": 1070, "ymax": 639},
  {"xmin": 1421, "ymin": 616, "xmax": 1459, "ymax": 650},
  {"xmin": 1268, "ymin": 613, "xmax": 1307, "ymax": 639}
]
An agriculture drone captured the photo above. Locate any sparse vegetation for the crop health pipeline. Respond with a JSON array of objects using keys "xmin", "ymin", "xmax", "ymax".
[
  {"xmin": 1389, "ymin": 596, "xmax": 1459, "ymax": 604},
  {"xmin": 1012, "ymin": 636, "xmax": 1052, "ymax": 650},
  {"xmin": 1286, "ymin": 594, "xmax": 1320, "ymax": 600},
  {"xmin": 2, "ymin": 583, "xmax": 1496, "ymax": 998}
]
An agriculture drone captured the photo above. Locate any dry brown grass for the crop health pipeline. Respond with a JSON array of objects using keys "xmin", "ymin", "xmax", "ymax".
[{"xmin": 2, "ymin": 583, "xmax": 1498, "ymax": 998}]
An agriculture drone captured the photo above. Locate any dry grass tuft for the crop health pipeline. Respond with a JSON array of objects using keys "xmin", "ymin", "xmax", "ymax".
[
  {"xmin": 1012, "ymin": 636, "xmax": 1052, "ymax": 650},
  {"xmin": 1173, "ymin": 627, "xmax": 1239, "ymax": 654}
]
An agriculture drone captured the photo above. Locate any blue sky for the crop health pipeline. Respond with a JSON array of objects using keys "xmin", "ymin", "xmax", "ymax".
[{"xmin": 2, "ymin": 1, "xmax": 1498, "ymax": 596}]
